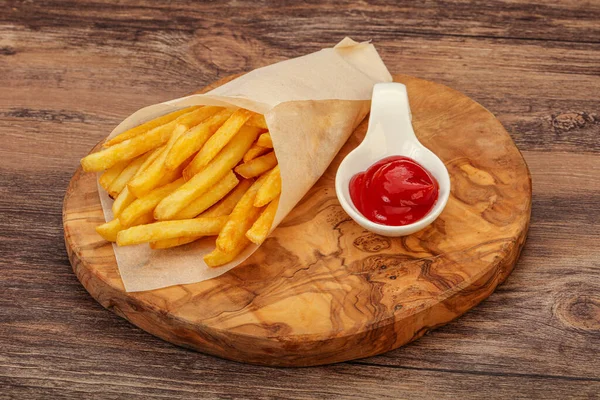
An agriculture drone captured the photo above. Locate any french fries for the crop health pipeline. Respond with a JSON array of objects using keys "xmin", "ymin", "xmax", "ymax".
[
  {"xmin": 119, "ymin": 178, "xmax": 184, "ymax": 227},
  {"xmin": 139, "ymin": 145, "xmax": 166, "ymax": 171},
  {"xmin": 95, "ymin": 218, "xmax": 123, "ymax": 242},
  {"xmin": 204, "ymin": 237, "xmax": 252, "ymax": 267},
  {"xmin": 96, "ymin": 212, "xmax": 154, "ymax": 242},
  {"xmin": 150, "ymin": 236, "xmax": 201, "ymax": 250},
  {"xmin": 246, "ymin": 114, "xmax": 268, "ymax": 129},
  {"xmin": 184, "ymin": 109, "xmax": 254, "ymax": 178},
  {"xmin": 215, "ymin": 174, "xmax": 268, "ymax": 253},
  {"xmin": 246, "ymin": 196, "xmax": 279, "ymax": 245},
  {"xmin": 85, "ymin": 105, "xmax": 282, "ymax": 267},
  {"xmin": 81, "ymin": 107, "xmax": 215, "ymax": 172},
  {"xmin": 117, "ymin": 216, "xmax": 227, "ymax": 246},
  {"xmin": 171, "ymin": 171, "xmax": 239, "ymax": 220},
  {"xmin": 234, "ymin": 151, "xmax": 277, "ymax": 179},
  {"xmin": 82, "ymin": 125, "xmax": 171, "ymax": 172},
  {"xmin": 111, "ymin": 146, "xmax": 168, "ymax": 216},
  {"xmin": 254, "ymin": 165, "xmax": 281, "ymax": 207},
  {"xmin": 149, "ymin": 179, "xmax": 253, "ymax": 249},
  {"xmin": 202, "ymin": 179, "xmax": 254, "ymax": 218},
  {"xmin": 103, "ymin": 106, "xmax": 199, "ymax": 147},
  {"xmin": 165, "ymin": 107, "xmax": 230, "ymax": 170},
  {"xmin": 256, "ymin": 133, "xmax": 273, "ymax": 148},
  {"xmin": 156, "ymin": 125, "xmax": 261, "ymax": 219},
  {"xmin": 243, "ymin": 144, "xmax": 269, "ymax": 163},
  {"xmin": 181, "ymin": 124, "xmax": 261, "ymax": 180},
  {"xmin": 99, "ymin": 160, "xmax": 129, "ymax": 191},
  {"xmin": 106, "ymin": 153, "xmax": 150, "ymax": 198},
  {"xmin": 112, "ymin": 186, "xmax": 136, "ymax": 217},
  {"xmin": 127, "ymin": 124, "xmax": 187, "ymax": 198}
]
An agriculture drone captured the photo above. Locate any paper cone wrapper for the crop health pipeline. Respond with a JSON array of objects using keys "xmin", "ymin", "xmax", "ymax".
[{"xmin": 98, "ymin": 38, "xmax": 392, "ymax": 292}]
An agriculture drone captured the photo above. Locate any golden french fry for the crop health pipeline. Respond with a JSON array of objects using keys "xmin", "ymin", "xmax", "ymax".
[
  {"xmin": 82, "ymin": 126, "xmax": 172, "ymax": 172},
  {"xmin": 103, "ymin": 106, "xmax": 199, "ymax": 147},
  {"xmin": 119, "ymin": 178, "xmax": 184, "ymax": 227},
  {"xmin": 157, "ymin": 161, "xmax": 187, "ymax": 187},
  {"xmin": 149, "ymin": 179, "xmax": 252, "ymax": 249},
  {"xmin": 82, "ymin": 107, "xmax": 217, "ymax": 172},
  {"xmin": 95, "ymin": 213, "xmax": 154, "ymax": 242},
  {"xmin": 106, "ymin": 153, "xmax": 149, "ymax": 198},
  {"xmin": 95, "ymin": 218, "xmax": 122, "ymax": 242},
  {"xmin": 256, "ymin": 132, "xmax": 273, "ymax": 148},
  {"xmin": 185, "ymin": 109, "xmax": 253, "ymax": 177},
  {"xmin": 136, "ymin": 144, "xmax": 187, "ymax": 191},
  {"xmin": 254, "ymin": 165, "xmax": 281, "ymax": 207},
  {"xmin": 246, "ymin": 114, "xmax": 268, "ymax": 129},
  {"xmin": 242, "ymin": 144, "xmax": 269, "ymax": 163},
  {"xmin": 216, "ymin": 174, "xmax": 267, "ymax": 253},
  {"xmin": 165, "ymin": 107, "xmax": 232, "ymax": 171},
  {"xmin": 99, "ymin": 160, "xmax": 129, "ymax": 191},
  {"xmin": 150, "ymin": 236, "xmax": 201, "ymax": 250},
  {"xmin": 202, "ymin": 179, "xmax": 253, "ymax": 217},
  {"xmin": 234, "ymin": 151, "xmax": 277, "ymax": 179},
  {"xmin": 127, "ymin": 124, "xmax": 187, "ymax": 198},
  {"xmin": 155, "ymin": 126, "xmax": 261, "ymax": 220},
  {"xmin": 117, "ymin": 216, "xmax": 227, "ymax": 246},
  {"xmin": 112, "ymin": 186, "xmax": 136, "ymax": 218},
  {"xmin": 138, "ymin": 144, "xmax": 166, "ymax": 173},
  {"xmin": 176, "ymin": 106, "xmax": 225, "ymax": 128},
  {"xmin": 246, "ymin": 196, "xmax": 279, "ymax": 245},
  {"xmin": 170, "ymin": 171, "xmax": 238, "ymax": 220},
  {"xmin": 204, "ymin": 237, "xmax": 252, "ymax": 268},
  {"xmin": 111, "ymin": 146, "xmax": 166, "ymax": 217}
]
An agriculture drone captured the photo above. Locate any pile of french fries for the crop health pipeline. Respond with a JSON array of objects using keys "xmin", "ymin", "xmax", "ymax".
[{"xmin": 80, "ymin": 106, "xmax": 281, "ymax": 267}]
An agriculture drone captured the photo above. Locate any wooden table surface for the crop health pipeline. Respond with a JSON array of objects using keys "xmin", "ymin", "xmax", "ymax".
[{"xmin": 1, "ymin": 1, "xmax": 599, "ymax": 398}]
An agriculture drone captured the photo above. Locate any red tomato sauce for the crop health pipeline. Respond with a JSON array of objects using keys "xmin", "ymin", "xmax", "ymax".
[{"xmin": 349, "ymin": 156, "xmax": 439, "ymax": 226}]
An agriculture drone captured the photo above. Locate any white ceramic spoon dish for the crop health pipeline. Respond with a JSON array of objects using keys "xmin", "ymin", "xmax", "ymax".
[{"xmin": 335, "ymin": 82, "xmax": 451, "ymax": 237}]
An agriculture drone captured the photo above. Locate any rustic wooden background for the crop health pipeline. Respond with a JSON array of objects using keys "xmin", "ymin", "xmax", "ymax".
[{"xmin": 1, "ymin": 0, "xmax": 599, "ymax": 398}]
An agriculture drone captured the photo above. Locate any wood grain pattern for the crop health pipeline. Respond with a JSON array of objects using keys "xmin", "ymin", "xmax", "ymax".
[
  {"xmin": 63, "ymin": 74, "xmax": 531, "ymax": 366},
  {"xmin": 2, "ymin": 0, "xmax": 599, "ymax": 398}
]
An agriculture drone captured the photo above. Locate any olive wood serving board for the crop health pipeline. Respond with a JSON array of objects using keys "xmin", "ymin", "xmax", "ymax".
[{"xmin": 63, "ymin": 74, "xmax": 531, "ymax": 367}]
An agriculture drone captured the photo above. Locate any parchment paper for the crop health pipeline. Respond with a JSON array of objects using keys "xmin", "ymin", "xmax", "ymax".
[{"xmin": 98, "ymin": 37, "xmax": 392, "ymax": 292}]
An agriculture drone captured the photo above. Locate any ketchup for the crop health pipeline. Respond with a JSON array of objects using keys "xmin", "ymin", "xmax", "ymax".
[{"xmin": 349, "ymin": 156, "xmax": 439, "ymax": 226}]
